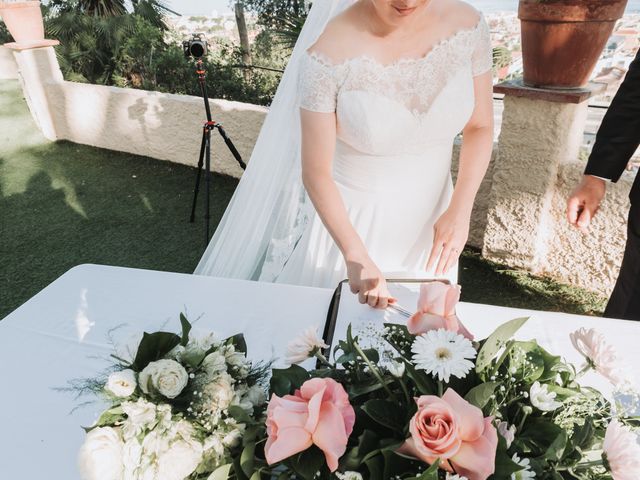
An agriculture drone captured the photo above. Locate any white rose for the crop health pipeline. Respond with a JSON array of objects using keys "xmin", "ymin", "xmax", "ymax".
[
  {"xmin": 222, "ymin": 423, "xmax": 245, "ymax": 448},
  {"xmin": 157, "ymin": 438, "xmax": 203, "ymax": 480},
  {"xmin": 105, "ymin": 369, "xmax": 137, "ymax": 398},
  {"xmin": 225, "ymin": 349, "xmax": 246, "ymax": 368},
  {"xmin": 121, "ymin": 398, "xmax": 156, "ymax": 426},
  {"xmin": 121, "ymin": 398, "xmax": 157, "ymax": 440},
  {"xmin": 121, "ymin": 439, "xmax": 143, "ymax": 479},
  {"xmin": 201, "ymin": 372, "xmax": 236, "ymax": 414},
  {"xmin": 244, "ymin": 385, "xmax": 267, "ymax": 407},
  {"xmin": 529, "ymin": 381, "xmax": 562, "ymax": 412},
  {"xmin": 202, "ymin": 351, "xmax": 227, "ymax": 375},
  {"xmin": 78, "ymin": 427, "xmax": 124, "ymax": 480},
  {"xmin": 139, "ymin": 359, "xmax": 189, "ymax": 399}
]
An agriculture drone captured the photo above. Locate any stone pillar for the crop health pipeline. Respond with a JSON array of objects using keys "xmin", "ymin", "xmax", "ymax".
[
  {"xmin": 482, "ymin": 79, "xmax": 605, "ymax": 271},
  {"xmin": 6, "ymin": 43, "xmax": 62, "ymax": 140}
]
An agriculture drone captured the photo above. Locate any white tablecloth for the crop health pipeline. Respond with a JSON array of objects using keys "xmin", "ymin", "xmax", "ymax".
[{"xmin": 1, "ymin": 264, "xmax": 638, "ymax": 478}]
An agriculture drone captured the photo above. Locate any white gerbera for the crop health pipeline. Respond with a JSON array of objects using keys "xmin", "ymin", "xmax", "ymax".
[
  {"xmin": 603, "ymin": 419, "xmax": 640, "ymax": 480},
  {"xmin": 411, "ymin": 329, "xmax": 476, "ymax": 383},
  {"xmin": 285, "ymin": 326, "xmax": 329, "ymax": 365},
  {"xmin": 511, "ymin": 453, "xmax": 535, "ymax": 479}
]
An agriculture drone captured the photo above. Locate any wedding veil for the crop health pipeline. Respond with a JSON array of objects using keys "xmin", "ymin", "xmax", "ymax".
[{"xmin": 194, "ymin": 0, "xmax": 356, "ymax": 280}]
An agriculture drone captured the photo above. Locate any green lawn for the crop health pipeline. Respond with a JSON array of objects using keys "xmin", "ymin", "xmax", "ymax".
[{"xmin": 0, "ymin": 79, "xmax": 607, "ymax": 319}]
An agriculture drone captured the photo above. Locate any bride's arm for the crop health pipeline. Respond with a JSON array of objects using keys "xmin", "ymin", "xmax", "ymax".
[
  {"xmin": 426, "ymin": 71, "xmax": 495, "ymax": 275},
  {"xmin": 300, "ymin": 108, "xmax": 394, "ymax": 308}
]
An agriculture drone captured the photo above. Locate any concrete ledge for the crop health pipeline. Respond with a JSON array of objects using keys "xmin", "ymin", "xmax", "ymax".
[
  {"xmin": 0, "ymin": 45, "xmax": 18, "ymax": 79},
  {"xmin": 494, "ymin": 78, "xmax": 607, "ymax": 104}
]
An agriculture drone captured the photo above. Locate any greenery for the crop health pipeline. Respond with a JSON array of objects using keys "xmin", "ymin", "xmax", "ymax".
[
  {"xmin": 0, "ymin": 80, "xmax": 608, "ymax": 320},
  {"xmin": 0, "ymin": 19, "xmax": 12, "ymax": 44}
]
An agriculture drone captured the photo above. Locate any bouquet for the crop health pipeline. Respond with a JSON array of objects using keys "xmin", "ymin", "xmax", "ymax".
[
  {"xmin": 230, "ymin": 282, "xmax": 640, "ymax": 479},
  {"xmin": 76, "ymin": 314, "xmax": 268, "ymax": 480}
]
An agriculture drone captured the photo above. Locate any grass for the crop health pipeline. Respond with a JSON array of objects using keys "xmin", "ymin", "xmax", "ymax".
[{"xmin": 0, "ymin": 79, "xmax": 607, "ymax": 319}]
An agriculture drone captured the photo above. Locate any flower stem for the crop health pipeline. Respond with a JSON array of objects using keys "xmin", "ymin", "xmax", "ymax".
[
  {"xmin": 313, "ymin": 350, "xmax": 333, "ymax": 368},
  {"xmin": 438, "ymin": 380, "xmax": 444, "ymax": 397},
  {"xmin": 353, "ymin": 341, "xmax": 398, "ymax": 403}
]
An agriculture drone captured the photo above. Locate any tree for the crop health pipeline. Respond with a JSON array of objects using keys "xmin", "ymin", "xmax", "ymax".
[
  {"xmin": 234, "ymin": 1, "xmax": 252, "ymax": 82},
  {"xmin": 242, "ymin": 0, "xmax": 306, "ymax": 30}
]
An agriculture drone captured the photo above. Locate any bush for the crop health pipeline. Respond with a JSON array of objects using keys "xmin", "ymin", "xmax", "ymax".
[
  {"xmin": 0, "ymin": 20, "xmax": 13, "ymax": 44},
  {"xmin": 43, "ymin": 3, "xmax": 284, "ymax": 106}
]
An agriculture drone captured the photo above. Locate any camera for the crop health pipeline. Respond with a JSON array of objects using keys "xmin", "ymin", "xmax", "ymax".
[{"xmin": 183, "ymin": 33, "xmax": 209, "ymax": 59}]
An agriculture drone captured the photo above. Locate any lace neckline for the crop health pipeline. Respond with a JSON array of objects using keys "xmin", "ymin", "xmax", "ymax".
[{"xmin": 304, "ymin": 12, "xmax": 484, "ymax": 70}]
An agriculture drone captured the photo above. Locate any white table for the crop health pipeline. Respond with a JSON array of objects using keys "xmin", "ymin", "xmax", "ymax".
[{"xmin": 1, "ymin": 264, "xmax": 638, "ymax": 478}]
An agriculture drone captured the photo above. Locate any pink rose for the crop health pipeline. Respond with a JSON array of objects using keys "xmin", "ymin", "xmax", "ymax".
[
  {"xmin": 264, "ymin": 378, "xmax": 356, "ymax": 472},
  {"xmin": 407, "ymin": 281, "xmax": 473, "ymax": 340},
  {"xmin": 399, "ymin": 389, "xmax": 497, "ymax": 480}
]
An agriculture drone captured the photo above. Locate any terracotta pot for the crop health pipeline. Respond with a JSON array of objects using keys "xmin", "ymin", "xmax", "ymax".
[
  {"xmin": 518, "ymin": 0, "xmax": 628, "ymax": 89},
  {"xmin": 0, "ymin": 1, "xmax": 45, "ymax": 44}
]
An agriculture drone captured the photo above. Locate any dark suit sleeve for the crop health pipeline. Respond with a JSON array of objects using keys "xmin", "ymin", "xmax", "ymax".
[{"xmin": 585, "ymin": 48, "xmax": 640, "ymax": 182}]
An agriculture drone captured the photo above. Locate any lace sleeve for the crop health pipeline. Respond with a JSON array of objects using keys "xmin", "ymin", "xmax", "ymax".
[
  {"xmin": 471, "ymin": 14, "xmax": 493, "ymax": 77},
  {"xmin": 297, "ymin": 51, "xmax": 339, "ymax": 113}
]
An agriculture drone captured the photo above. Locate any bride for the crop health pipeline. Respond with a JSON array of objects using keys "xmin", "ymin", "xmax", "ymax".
[{"xmin": 195, "ymin": 0, "xmax": 494, "ymax": 310}]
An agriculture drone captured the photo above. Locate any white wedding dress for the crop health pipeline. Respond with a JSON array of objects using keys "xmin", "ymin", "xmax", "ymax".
[
  {"xmin": 269, "ymin": 12, "xmax": 493, "ymax": 288},
  {"xmin": 194, "ymin": 2, "xmax": 493, "ymax": 290}
]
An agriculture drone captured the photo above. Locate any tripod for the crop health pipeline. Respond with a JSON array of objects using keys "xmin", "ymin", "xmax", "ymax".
[{"xmin": 189, "ymin": 58, "xmax": 246, "ymax": 245}]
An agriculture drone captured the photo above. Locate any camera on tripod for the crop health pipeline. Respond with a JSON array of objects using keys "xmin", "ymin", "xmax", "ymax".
[{"xmin": 183, "ymin": 33, "xmax": 209, "ymax": 59}]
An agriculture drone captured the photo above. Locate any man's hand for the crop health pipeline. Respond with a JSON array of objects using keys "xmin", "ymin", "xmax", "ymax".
[{"xmin": 567, "ymin": 175, "xmax": 607, "ymax": 232}]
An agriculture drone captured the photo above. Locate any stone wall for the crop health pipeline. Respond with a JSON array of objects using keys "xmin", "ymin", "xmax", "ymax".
[
  {"xmin": 11, "ymin": 46, "xmax": 267, "ymax": 179},
  {"xmin": 0, "ymin": 46, "xmax": 18, "ymax": 79}
]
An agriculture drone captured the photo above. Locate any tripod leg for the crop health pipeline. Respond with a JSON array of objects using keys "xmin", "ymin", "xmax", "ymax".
[
  {"xmin": 190, "ymin": 128, "xmax": 208, "ymax": 223},
  {"xmin": 204, "ymin": 128, "xmax": 212, "ymax": 245}
]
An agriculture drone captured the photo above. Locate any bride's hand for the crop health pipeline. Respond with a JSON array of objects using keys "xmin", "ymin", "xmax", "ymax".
[
  {"xmin": 345, "ymin": 251, "xmax": 396, "ymax": 309},
  {"xmin": 426, "ymin": 206, "xmax": 471, "ymax": 276}
]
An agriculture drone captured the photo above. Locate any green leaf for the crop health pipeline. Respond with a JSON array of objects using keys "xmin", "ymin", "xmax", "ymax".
[
  {"xmin": 225, "ymin": 333, "xmax": 248, "ymax": 354},
  {"xmin": 362, "ymin": 399, "xmax": 406, "ymax": 432},
  {"xmin": 179, "ymin": 313, "xmax": 192, "ymax": 347},
  {"xmin": 228, "ymin": 405, "xmax": 253, "ymax": 424},
  {"xmin": 349, "ymin": 378, "xmax": 394, "ymax": 398},
  {"xmin": 240, "ymin": 442, "xmax": 255, "ymax": 477},
  {"xmin": 403, "ymin": 360, "xmax": 437, "ymax": 395},
  {"xmin": 409, "ymin": 458, "xmax": 440, "ymax": 479},
  {"xmin": 476, "ymin": 317, "xmax": 529, "ymax": 372},
  {"xmin": 493, "ymin": 449, "xmax": 524, "ymax": 479},
  {"xmin": 464, "ymin": 382, "xmax": 498, "ymax": 409},
  {"xmin": 208, "ymin": 463, "xmax": 232, "ymax": 480},
  {"xmin": 131, "ymin": 331, "xmax": 181, "ymax": 371},
  {"xmin": 286, "ymin": 446, "xmax": 325, "ymax": 480},
  {"xmin": 342, "ymin": 430, "xmax": 382, "ymax": 470},
  {"xmin": 544, "ymin": 429, "xmax": 568, "ymax": 461},
  {"xmin": 269, "ymin": 364, "xmax": 310, "ymax": 397}
]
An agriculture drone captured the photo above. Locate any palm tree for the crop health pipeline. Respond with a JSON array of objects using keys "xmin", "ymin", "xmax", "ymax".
[{"xmin": 78, "ymin": 0, "xmax": 126, "ymax": 16}]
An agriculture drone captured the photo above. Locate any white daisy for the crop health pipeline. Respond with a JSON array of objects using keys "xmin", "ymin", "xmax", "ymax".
[
  {"xmin": 511, "ymin": 453, "xmax": 535, "ymax": 479},
  {"xmin": 411, "ymin": 329, "xmax": 476, "ymax": 383},
  {"xmin": 446, "ymin": 475, "xmax": 469, "ymax": 480}
]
